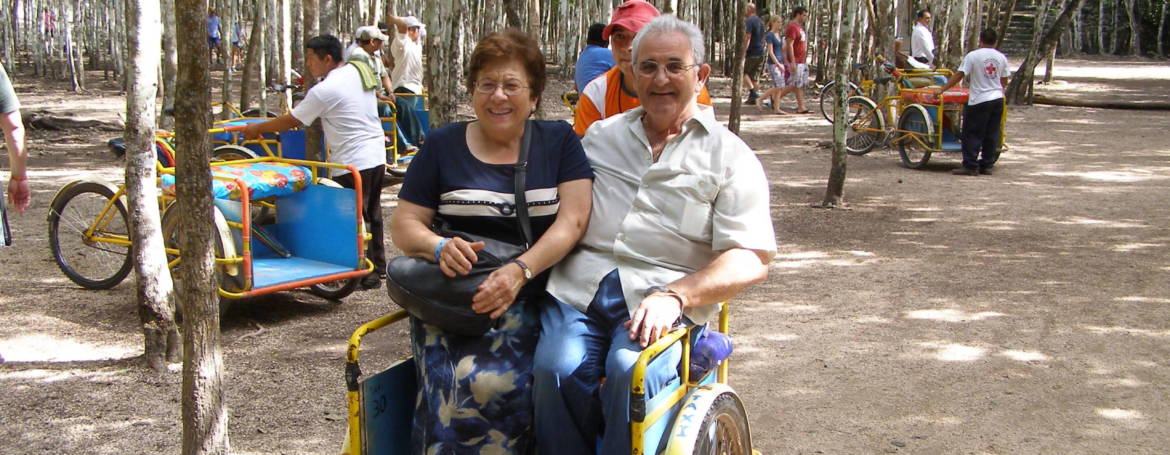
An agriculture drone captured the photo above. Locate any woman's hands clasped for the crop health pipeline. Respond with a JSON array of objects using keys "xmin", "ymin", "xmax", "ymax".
[{"xmin": 435, "ymin": 236, "xmax": 526, "ymax": 319}]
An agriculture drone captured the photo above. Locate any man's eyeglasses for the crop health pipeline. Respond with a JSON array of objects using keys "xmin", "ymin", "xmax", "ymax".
[
  {"xmin": 635, "ymin": 60, "xmax": 698, "ymax": 78},
  {"xmin": 474, "ymin": 80, "xmax": 529, "ymax": 96}
]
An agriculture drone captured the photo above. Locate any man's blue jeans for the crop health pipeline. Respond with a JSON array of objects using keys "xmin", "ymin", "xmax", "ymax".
[{"xmin": 533, "ymin": 270, "xmax": 681, "ymax": 454}]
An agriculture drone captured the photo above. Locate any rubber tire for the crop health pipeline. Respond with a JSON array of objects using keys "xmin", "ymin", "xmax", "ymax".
[
  {"xmin": 48, "ymin": 181, "xmax": 133, "ymax": 290},
  {"xmin": 843, "ymin": 96, "xmax": 885, "ymax": 156},
  {"xmin": 898, "ymin": 104, "xmax": 934, "ymax": 169},
  {"xmin": 161, "ymin": 205, "xmax": 241, "ymax": 317},
  {"xmin": 240, "ymin": 108, "xmax": 279, "ymax": 118},
  {"xmin": 693, "ymin": 393, "xmax": 752, "ymax": 455},
  {"xmin": 820, "ymin": 80, "xmax": 860, "ymax": 124},
  {"xmin": 308, "ymin": 279, "xmax": 360, "ymax": 300},
  {"xmin": 212, "ymin": 144, "xmax": 261, "ymax": 161}
]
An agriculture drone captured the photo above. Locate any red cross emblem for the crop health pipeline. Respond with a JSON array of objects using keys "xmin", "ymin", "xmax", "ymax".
[{"xmin": 984, "ymin": 61, "xmax": 997, "ymax": 77}]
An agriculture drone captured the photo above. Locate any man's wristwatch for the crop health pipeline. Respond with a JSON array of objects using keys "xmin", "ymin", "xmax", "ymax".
[
  {"xmin": 510, "ymin": 259, "xmax": 533, "ymax": 280},
  {"xmin": 644, "ymin": 285, "xmax": 686, "ymax": 308}
]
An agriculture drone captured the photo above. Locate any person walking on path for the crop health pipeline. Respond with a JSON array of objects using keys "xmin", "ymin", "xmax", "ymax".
[
  {"xmin": 207, "ymin": 9, "xmax": 223, "ymax": 65},
  {"xmin": 574, "ymin": 23, "xmax": 615, "ymax": 92},
  {"xmin": 934, "ymin": 29, "xmax": 1010, "ymax": 176},
  {"xmin": 910, "ymin": 9, "xmax": 936, "ymax": 69},
  {"xmin": 572, "ymin": 0, "xmax": 712, "ymax": 136},
  {"xmin": 761, "ymin": 14, "xmax": 791, "ymax": 114},
  {"xmin": 243, "ymin": 35, "xmax": 388, "ymax": 288},
  {"xmin": 385, "ymin": 14, "xmax": 426, "ymax": 146},
  {"xmin": 742, "ymin": 3, "xmax": 766, "ymax": 105},
  {"xmin": 783, "ymin": 7, "xmax": 811, "ymax": 113},
  {"xmin": 1, "ymin": 64, "xmax": 28, "ymax": 247},
  {"xmin": 533, "ymin": 15, "xmax": 776, "ymax": 455}
]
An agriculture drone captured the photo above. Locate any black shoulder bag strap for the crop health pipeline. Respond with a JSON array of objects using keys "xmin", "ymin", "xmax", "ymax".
[{"xmin": 514, "ymin": 120, "xmax": 534, "ymax": 249}]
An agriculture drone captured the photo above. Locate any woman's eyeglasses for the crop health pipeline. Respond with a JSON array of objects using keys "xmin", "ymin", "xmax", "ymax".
[{"xmin": 474, "ymin": 80, "xmax": 529, "ymax": 96}]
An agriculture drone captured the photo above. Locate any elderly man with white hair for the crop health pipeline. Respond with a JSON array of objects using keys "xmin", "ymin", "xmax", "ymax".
[{"xmin": 533, "ymin": 14, "xmax": 777, "ymax": 455}]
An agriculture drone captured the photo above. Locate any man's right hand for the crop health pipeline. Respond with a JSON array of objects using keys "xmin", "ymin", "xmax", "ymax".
[
  {"xmin": 242, "ymin": 122, "xmax": 262, "ymax": 140},
  {"xmin": 7, "ymin": 178, "xmax": 29, "ymax": 214}
]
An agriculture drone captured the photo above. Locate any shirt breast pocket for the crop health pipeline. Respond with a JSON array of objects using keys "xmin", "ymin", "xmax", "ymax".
[{"xmin": 666, "ymin": 174, "xmax": 716, "ymax": 241}]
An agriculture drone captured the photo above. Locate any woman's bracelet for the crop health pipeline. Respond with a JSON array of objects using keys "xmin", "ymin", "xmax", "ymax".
[
  {"xmin": 433, "ymin": 237, "xmax": 450, "ymax": 263},
  {"xmin": 9, "ymin": 175, "xmax": 27, "ymax": 181}
]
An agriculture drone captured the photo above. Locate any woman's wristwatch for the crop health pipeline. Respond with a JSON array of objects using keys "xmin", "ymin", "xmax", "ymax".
[{"xmin": 510, "ymin": 259, "xmax": 533, "ymax": 281}]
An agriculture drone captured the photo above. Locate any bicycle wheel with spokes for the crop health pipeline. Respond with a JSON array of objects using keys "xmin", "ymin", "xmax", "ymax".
[
  {"xmin": 161, "ymin": 203, "xmax": 244, "ymax": 316},
  {"xmin": 693, "ymin": 392, "xmax": 752, "ymax": 455},
  {"xmin": 48, "ymin": 181, "xmax": 133, "ymax": 289},
  {"xmin": 843, "ymin": 96, "xmax": 885, "ymax": 155},
  {"xmin": 820, "ymin": 80, "xmax": 860, "ymax": 123},
  {"xmin": 897, "ymin": 104, "xmax": 935, "ymax": 169}
]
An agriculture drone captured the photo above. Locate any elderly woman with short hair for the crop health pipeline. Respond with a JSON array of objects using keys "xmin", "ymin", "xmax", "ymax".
[{"xmin": 389, "ymin": 29, "xmax": 593, "ymax": 453}]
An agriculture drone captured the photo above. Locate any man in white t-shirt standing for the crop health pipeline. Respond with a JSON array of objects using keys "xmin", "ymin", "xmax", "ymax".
[
  {"xmin": 385, "ymin": 14, "xmax": 425, "ymax": 146},
  {"xmin": 244, "ymin": 34, "xmax": 387, "ymax": 288},
  {"xmin": 935, "ymin": 29, "xmax": 1011, "ymax": 176},
  {"xmin": 909, "ymin": 9, "xmax": 935, "ymax": 69}
]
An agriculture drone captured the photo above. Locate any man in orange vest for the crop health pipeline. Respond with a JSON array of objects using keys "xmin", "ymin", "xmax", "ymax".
[{"xmin": 572, "ymin": 0, "xmax": 712, "ymax": 136}]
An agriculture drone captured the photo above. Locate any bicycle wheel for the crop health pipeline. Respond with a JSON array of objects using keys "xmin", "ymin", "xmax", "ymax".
[
  {"xmin": 48, "ymin": 181, "xmax": 133, "ymax": 290},
  {"xmin": 693, "ymin": 392, "xmax": 752, "ymax": 455},
  {"xmin": 162, "ymin": 204, "xmax": 244, "ymax": 315},
  {"xmin": 820, "ymin": 80, "xmax": 860, "ymax": 123},
  {"xmin": 240, "ymin": 108, "xmax": 279, "ymax": 118},
  {"xmin": 843, "ymin": 96, "xmax": 885, "ymax": 155},
  {"xmin": 897, "ymin": 104, "xmax": 935, "ymax": 169},
  {"xmin": 212, "ymin": 144, "xmax": 261, "ymax": 161},
  {"xmin": 309, "ymin": 279, "xmax": 360, "ymax": 300}
]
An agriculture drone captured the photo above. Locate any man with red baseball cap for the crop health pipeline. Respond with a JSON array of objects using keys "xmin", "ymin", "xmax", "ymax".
[{"xmin": 572, "ymin": 0, "xmax": 712, "ymax": 136}]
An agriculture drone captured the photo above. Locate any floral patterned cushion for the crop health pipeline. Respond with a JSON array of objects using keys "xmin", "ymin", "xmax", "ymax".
[{"xmin": 160, "ymin": 161, "xmax": 311, "ymax": 200}]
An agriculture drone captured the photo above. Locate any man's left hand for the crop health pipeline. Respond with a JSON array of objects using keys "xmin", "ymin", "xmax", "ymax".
[{"xmin": 625, "ymin": 294, "xmax": 683, "ymax": 349}]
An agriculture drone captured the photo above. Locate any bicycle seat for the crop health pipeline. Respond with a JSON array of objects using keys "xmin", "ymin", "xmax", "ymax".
[{"xmin": 160, "ymin": 161, "xmax": 312, "ymax": 201}]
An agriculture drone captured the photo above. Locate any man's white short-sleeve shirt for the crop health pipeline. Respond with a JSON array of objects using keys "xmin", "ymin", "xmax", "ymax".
[
  {"xmin": 390, "ymin": 32, "xmax": 423, "ymax": 93},
  {"xmin": 292, "ymin": 64, "xmax": 384, "ymax": 175},
  {"xmin": 547, "ymin": 105, "xmax": 777, "ymax": 324},
  {"xmin": 911, "ymin": 22, "xmax": 935, "ymax": 65},
  {"xmin": 958, "ymin": 47, "xmax": 1011, "ymax": 105}
]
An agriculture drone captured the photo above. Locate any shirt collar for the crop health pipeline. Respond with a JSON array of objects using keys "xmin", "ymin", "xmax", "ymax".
[{"xmin": 624, "ymin": 103, "xmax": 718, "ymax": 137}]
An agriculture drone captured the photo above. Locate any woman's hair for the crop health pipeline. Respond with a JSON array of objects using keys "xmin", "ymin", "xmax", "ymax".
[
  {"xmin": 465, "ymin": 29, "xmax": 547, "ymax": 106},
  {"xmin": 631, "ymin": 15, "xmax": 706, "ymax": 66},
  {"xmin": 767, "ymin": 15, "xmax": 783, "ymax": 29}
]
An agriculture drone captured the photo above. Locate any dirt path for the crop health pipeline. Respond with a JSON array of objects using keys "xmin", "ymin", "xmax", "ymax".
[{"xmin": 2, "ymin": 57, "xmax": 1169, "ymax": 454}]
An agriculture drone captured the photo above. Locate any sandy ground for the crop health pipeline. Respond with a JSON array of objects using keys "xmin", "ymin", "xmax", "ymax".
[{"xmin": 1, "ymin": 56, "xmax": 1169, "ymax": 454}]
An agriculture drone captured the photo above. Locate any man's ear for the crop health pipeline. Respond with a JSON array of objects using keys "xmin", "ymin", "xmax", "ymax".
[{"xmin": 696, "ymin": 63, "xmax": 712, "ymax": 89}]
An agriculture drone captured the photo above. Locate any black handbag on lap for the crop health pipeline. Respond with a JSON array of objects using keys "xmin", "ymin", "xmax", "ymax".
[{"xmin": 384, "ymin": 121, "xmax": 534, "ymax": 336}]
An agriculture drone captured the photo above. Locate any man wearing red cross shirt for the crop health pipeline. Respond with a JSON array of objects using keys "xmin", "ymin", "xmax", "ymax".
[{"xmin": 936, "ymin": 29, "xmax": 1010, "ymax": 176}]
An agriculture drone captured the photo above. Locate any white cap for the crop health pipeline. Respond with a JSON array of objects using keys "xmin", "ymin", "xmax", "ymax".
[
  {"xmin": 354, "ymin": 25, "xmax": 388, "ymax": 42},
  {"xmin": 402, "ymin": 16, "xmax": 424, "ymax": 28}
]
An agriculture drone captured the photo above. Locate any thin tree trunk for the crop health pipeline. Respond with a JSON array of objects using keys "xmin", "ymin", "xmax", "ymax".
[
  {"xmin": 727, "ymin": 0, "xmax": 746, "ymax": 134},
  {"xmin": 1006, "ymin": 0, "xmax": 1087, "ymax": 104},
  {"xmin": 278, "ymin": 0, "xmax": 291, "ymax": 110},
  {"xmin": 304, "ymin": 0, "xmax": 322, "ymax": 161},
  {"xmin": 502, "ymin": 0, "xmax": 521, "ymax": 29},
  {"xmin": 240, "ymin": 0, "xmax": 264, "ymax": 111},
  {"xmin": 63, "ymin": 0, "xmax": 80, "ymax": 90},
  {"xmin": 175, "ymin": 0, "xmax": 229, "ymax": 452},
  {"xmin": 1110, "ymin": 0, "xmax": 1118, "ymax": 53},
  {"xmin": 221, "ymin": 1, "xmax": 236, "ymax": 121},
  {"xmin": 1123, "ymin": 0, "xmax": 1138, "ymax": 55},
  {"xmin": 126, "ymin": 0, "xmax": 180, "ymax": 374},
  {"xmin": 1159, "ymin": 0, "xmax": 1168, "ymax": 57},
  {"xmin": 320, "ymin": 0, "xmax": 335, "ymax": 35},
  {"xmin": 1098, "ymin": 0, "xmax": 1107, "ymax": 53},
  {"xmin": 160, "ymin": 0, "xmax": 178, "ymax": 129},
  {"xmin": 824, "ymin": 0, "xmax": 859, "ymax": 207},
  {"xmin": 996, "ymin": 0, "xmax": 1020, "ymax": 50}
]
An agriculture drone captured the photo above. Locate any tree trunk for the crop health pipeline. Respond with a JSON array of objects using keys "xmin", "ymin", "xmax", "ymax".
[
  {"xmin": 320, "ymin": 0, "xmax": 335, "ymax": 35},
  {"xmin": 240, "ymin": 0, "xmax": 264, "ymax": 111},
  {"xmin": 824, "ymin": 0, "xmax": 859, "ymax": 208},
  {"xmin": 1160, "ymin": 0, "xmax": 1168, "ymax": 57},
  {"xmin": 1006, "ymin": 0, "xmax": 1087, "ymax": 104},
  {"xmin": 63, "ymin": 0, "xmax": 80, "ymax": 90},
  {"xmin": 126, "ymin": 0, "xmax": 180, "ymax": 374},
  {"xmin": 278, "ymin": 0, "xmax": 291, "ymax": 110},
  {"xmin": 1110, "ymin": 0, "xmax": 1119, "ymax": 53},
  {"xmin": 220, "ymin": 2, "xmax": 236, "ymax": 121},
  {"xmin": 176, "ymin": 0, "xmax": 229, "ymax": 452},
  {"xmin": 1098, "ymin": 0, "xmax": 1108, "ymax": 53},
  {"xmin": 995, "ymin": 0, "xmax": 1020, "ymax": 50},
  {"xmin": 160, "ymin": 0, "xmax": 178, "ymax": 129},
  {"xmin": 424, "ymin": 0, "xmax": 464, "ymax": 129},
  {"xmin": 727, "ymin": 0, "xmax": 746, "ymax": 135},
  {"xmin": 1123, "ymin": 0, "xmax": 1138, "ymax": 55},
  {"xmin": 502, "ymin": 0, "xmax": 521, "ymax": 29},
  {"xmin": 303, "ymin": 0, "xmax": 323, "ymax": 161}
]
